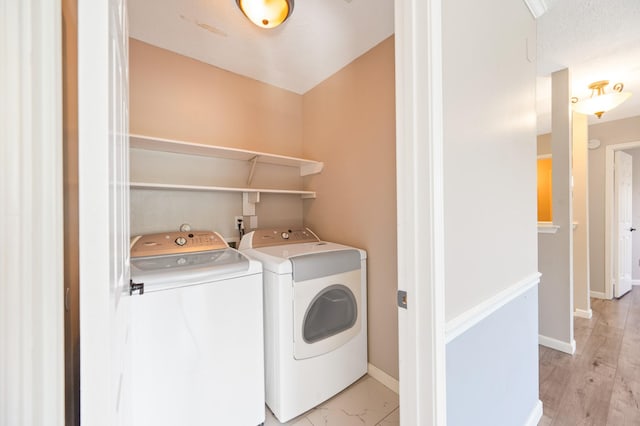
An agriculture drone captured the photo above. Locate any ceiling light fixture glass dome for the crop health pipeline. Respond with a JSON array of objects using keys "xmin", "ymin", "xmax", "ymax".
[
  {"xmin": 236, "ymin": 0, "xmax": 294, "ymax": 29},
  {"xmin": 572, "ymin": 80, "xmax": 632, "ymax": 119}
]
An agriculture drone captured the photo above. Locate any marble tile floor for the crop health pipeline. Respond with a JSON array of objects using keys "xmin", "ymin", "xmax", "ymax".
[
  {"xmin": 264, "ymin": 375, "xmax": 399, "ymax": 426},
  {"xmin": 539, "ymin": 289, "xmax": 640, "ymax": 425}
]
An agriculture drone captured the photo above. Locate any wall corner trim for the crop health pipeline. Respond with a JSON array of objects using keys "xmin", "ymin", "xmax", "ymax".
[
  {"xmin": 367, "ymin": 363, "xmax": 399, "ymax": 395},
  {"xmin": 524, "ymin": 400, "xmax": 544, "ymax": 426},
  {"xmin": 445, "ymin": 272, "xmax": 541, "ymax": 343},
  {"xmin": 574, "ymin": 308, "xmax": 593, "ymax": 319},
  {"xmin": 539, "ymin": 335, "xmax": 576, "ymax": 355},
  {"xmin": 590, "ymin": 290, "xmax": 608, "ymax": 300}
]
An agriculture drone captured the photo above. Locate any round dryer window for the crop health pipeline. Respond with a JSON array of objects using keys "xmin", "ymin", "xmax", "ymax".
[
  {"xmin": 303, "ymin": 284, "xmax": 357, "ymax": 344},
  {"xmin": 291, "ymin": 249, "xmax": 363, "ymax": 360}
]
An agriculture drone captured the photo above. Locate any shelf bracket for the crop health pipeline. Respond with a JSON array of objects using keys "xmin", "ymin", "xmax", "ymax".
[
  {"xmin": 242, "ymin": 192, "xmax": 260, "ymax": 216},
  {"xmin": 247, "ymin": 155, "xmax": 259, "ymax": 186},
  {"xmin": 300, "ymin": 161, "xmax": 324, "ymax": 176}
]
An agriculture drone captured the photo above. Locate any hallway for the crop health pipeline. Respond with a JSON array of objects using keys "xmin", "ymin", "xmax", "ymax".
[{"xmin": 539, "ymin": 289, "xmax": 640, "ymax": 425}]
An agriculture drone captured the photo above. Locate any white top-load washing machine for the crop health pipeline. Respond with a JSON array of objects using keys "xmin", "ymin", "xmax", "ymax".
[
  {"xmin": 239, "ymin": 227, "xmax": 367, "ymax": 423},
  {"xmin": 129, "ymin": 230, "xmax": 265, "ymax": 426}
]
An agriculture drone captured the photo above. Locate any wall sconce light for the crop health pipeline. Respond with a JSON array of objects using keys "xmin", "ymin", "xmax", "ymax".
[
  {"xmin": 236, "ymin": 0, "xmax": 294, "ymax": 29},
  {"xmin": 571, "ymin": 80, "xmax": 632, "ymax": 118}
]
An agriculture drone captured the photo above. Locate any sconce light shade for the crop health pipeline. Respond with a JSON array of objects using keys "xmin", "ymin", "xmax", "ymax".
[
  {"xmin": 572, "ymin": 80, "xmax": 632, "ymax": 118},
  {"xmin": 236, "ymin": 0, "xmax": 294, "ymax": 29}
]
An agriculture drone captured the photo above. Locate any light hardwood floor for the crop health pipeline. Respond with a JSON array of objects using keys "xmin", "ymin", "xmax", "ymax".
[{"xmin": 539, "ymin": 288, "xmax": 640, "ymax": 425}]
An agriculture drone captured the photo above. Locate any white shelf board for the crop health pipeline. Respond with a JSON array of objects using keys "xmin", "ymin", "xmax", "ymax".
[
  {"xmin": 130, "ymin": 134, "xmax": 323, "ymax": 176},
  {"xmin": 130, "ymin": 182, "xmax": 317, "ymax": 199},
  {"xmin": 537, "ymin": 222, "xmax": 560, "ymax": 234}
]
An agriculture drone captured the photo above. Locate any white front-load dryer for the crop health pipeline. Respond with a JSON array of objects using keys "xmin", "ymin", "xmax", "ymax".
[{"xmin": 239, "ymin": 228, "xmax": 367, "ymax": 423}]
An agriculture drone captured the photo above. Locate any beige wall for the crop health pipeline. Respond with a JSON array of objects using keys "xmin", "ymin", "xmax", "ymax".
[
  {"xmin": 539, "ymin": 116, "xmax": 640, "ymax": 294},
  {"xmin": 130, "ymin": 38, "xmax": 399, "ymax": 379},
  {"xmin": 573, "ymin": 113, "xmax": 590, "ymax": 315},
  {"xmin": 302, "ymin": 37, "xmax": 398, "ymax": 379},
  {"xmin": 538, "ymin": 69, "xmax": 574, "ymax": 345},
  {"xmin": 130, "ymin": 39, "xmax": 303, "ymax": 156},
  {"xmin": 587, "ymin": 116, "xmax": 640, "ymax": 293},
  {"xmin": 129, "ymin": 39, "xmax": 306, "ymax": 238},
  {"xmin": 537, "ymin": 111, "xmax": 591, "ymax": 324}
]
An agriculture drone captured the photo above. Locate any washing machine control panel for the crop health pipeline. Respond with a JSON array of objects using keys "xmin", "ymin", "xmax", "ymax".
[
  {"xmin": 131, "ymin": 230, "xmax": 228, "ymax": 257},
  {"xmin": 245, "ymin": 227, "xmax": 320, "ymax": 248}
]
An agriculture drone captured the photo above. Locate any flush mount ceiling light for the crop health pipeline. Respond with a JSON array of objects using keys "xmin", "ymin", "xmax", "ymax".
[
  {"xmin": 236, "ymin": 0, "xmax": 294, "ymax": 29},
  {"xmin": 571, "ymin": 80, "xmax": 632, "ymax": 119}
]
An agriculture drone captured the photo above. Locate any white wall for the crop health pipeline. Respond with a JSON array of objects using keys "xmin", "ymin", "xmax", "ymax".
[
  {"xmin": 441, "ymin": 0, "xmax": 539, "ymax": 423},
  {"xmin": 442, "ymin": 0, "xmax": 538, "ymax": 322},
  {"xmin": 129, "ymin": 150, "xmax": 304, "ymax": 240},
  {"xmin": 447, "ymin": 287, "xmax": 539, "ymax": 426}
]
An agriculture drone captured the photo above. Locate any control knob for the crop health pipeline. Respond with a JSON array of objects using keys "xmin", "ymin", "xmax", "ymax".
[
  {"xmin": 175, "ymin": 236, "xmax": 187, "ymax": 246},
  {"xmin": 281, "ymin": 232, "xmax": 289, "ymax": 240}
]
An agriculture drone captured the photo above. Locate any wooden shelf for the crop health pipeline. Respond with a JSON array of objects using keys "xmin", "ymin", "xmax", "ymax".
[
  {"xmin": 130, "ymin": 134, "xmax": 323, "ymax": 176},
  {"xmin": 130, "ymin": 182, "xmax": 316, "ymax": 199},
  {"xmin": 129, "ymin": 134, "xmax": 321, "ymax": 215}
]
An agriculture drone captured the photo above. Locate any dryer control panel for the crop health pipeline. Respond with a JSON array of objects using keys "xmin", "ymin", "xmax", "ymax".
[
  {"xmin": 131, "ymin": 230, "xmax": 228, "ymax": 258},
  {"xmin": 240, "ymin": 227, "xmax": 320, "ymax": 249}
]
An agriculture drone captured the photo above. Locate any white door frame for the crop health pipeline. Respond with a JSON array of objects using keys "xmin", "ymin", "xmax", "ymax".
[
  {"xmin": 70, "ymin": 0, "xmax": 446, "ymax": 423},
  {"xmin": 605, "ymin": 140, "xmax": 640, "ymax": 299},
  {"xmin": 395, "ymin": 0, "xmax": 446, "ymax": 424},
  {"xmin": 0, "ymin": 0, "xmax": 65, "ymax": 424}
]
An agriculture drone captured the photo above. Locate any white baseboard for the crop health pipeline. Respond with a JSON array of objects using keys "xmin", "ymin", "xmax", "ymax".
[
  {"xmin": 445, "ymin": 273, "xmax": 541, "ymax": 343},
  {"xmin": 539, "ymin": 335, "xmax": 576, "ymax": 355},
  {"xmin": 367, "ymin": 363, "xmax": 399, "ymax": 394},
  {"xmin": 590, "ymin": 290, "xmax": 607, "ymax": 299},
  {"xmin": 524, "ymin": 400, "xmax": 543, "ymax": 426},
  {"xmin": 632, "ymin": 280, "xmax": 640, "ymax": 286},
  {"xmin": 574, "ymin": 308, "xmax": 593, "ymax": 319}
]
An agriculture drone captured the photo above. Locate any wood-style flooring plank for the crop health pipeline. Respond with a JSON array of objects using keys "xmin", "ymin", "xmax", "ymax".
[
  {"xmin": 606, "ymin": 375, "xmax": 640, "ymax": 425},
  {"xmin": 539, "ymin": 290, "xmax": 640, "ymax": 425},
  {"xmin": 551, "ymin": 367, "xmax": 616, "ymax": 426}
]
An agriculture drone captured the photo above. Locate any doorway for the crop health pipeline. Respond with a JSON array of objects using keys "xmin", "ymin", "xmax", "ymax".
[{"xmin": 605, "ymin": 140, "xmax": 640, "ymax": 299}]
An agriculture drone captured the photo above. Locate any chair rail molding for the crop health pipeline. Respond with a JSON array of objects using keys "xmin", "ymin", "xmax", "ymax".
[{"xmin": 445, "ymin": 273, "xmax": 541, "ymax": 343}]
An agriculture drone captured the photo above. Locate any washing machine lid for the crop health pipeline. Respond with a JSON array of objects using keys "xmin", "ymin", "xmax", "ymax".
[
  {"xmin": 130, "ymin": 229, "xmax": 260, "ymax": 292},
  {"xmin": 130, "ymin": 248, "xmax": 256, "ymax": 291}
]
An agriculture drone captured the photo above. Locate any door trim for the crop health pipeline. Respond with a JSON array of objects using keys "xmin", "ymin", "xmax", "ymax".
[
  {"xmin": 605, "ymin": 140, "xmax": 640, "ymax": 300},
  {"xmin": 0, "ymin": 0, "xmax": 64, "ymax": 423},
  {"xmin": 395, "ymin": 0, "xmax": 446, "ymax": 424}
]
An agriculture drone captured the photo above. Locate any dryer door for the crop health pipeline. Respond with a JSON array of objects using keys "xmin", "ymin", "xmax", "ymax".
[{"xmin": 291, "ymin": 250, "xmax": 362, "ymax": 360}]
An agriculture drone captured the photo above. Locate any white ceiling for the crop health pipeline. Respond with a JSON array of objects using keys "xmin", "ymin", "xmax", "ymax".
[
  {"xmin": 128, "ymin": 0, "xmax": 394, "ymax": 94},
  {"xmin": 536, "ymin": 0, "xmax": 640, "ymax": 134},
  {"xmin": 129, "ymin": 0, "xmax": 640, "ymax": 134}
]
